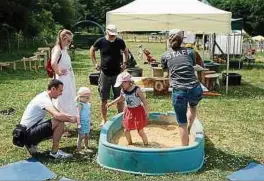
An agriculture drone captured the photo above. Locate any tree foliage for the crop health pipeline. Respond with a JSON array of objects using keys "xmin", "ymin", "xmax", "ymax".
[
  {"xmin": 0, "ymin": 0, "xmax": 263, "ymax": 38},
  {"xmin": 209, "ymin": 0, "xmax": 264, "ymax": 36}
]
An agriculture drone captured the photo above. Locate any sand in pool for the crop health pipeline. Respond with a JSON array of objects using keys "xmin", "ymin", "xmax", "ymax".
[{"xmin": 111, "ymin": 122, "xmax": 195, "ymax": 148}]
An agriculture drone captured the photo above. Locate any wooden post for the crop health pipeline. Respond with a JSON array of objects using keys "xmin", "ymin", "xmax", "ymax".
[
  {"xmin": 201, "ymin": 70, "xmax": 216, "ymax": 85},
  {"xmin": 204, "ymin": 74, "xmax": 220, "ymax": 91},
  {"xmin": 37, "ymin": 55, "xmax": 40, "ymax": 70},
  {"xmin": 34, "ymin": 59, "xmax": 37, "ymax": 70},
  {"xmin": 13, "ymin": 62, "xmax": 16, "ymax": 70},
  {"xmin": 152, "ymin": 67, "xmax": 163, "ymax": 77},
  {"xmin": 29, "ymin": 60, "xmax": 32, "ymax": 71},
  {"xmin": 23, "ymin": 58, "xmax": 26, "ymax": 70}
]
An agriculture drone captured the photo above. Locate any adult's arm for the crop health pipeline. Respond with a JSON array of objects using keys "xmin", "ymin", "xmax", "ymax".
[
  {"xmin": 45, "ymin": 106, "xmax": 76, "ymax": 123},
  {"xmin": 90, "ymin": 46, "xmax": 99, "ymax": 70},
  {"xmin": 121, "ymin": 48, "xmax": 129, "ymax": 70},
  {"xmin": 161, "ymin": 53, "xmax": 169, "ymax": 78},
  {"xmin": 51, "ymin": 45, "xmax": 66, "ymax": 76},
  {"xmin": 123, "ymin": 48, "xmax": 129, "ymax": 64},
  {"xmin": 194, "ymin": 51, "xmax": 204, "ymax": 67},
  {"xmin": 90, "ymin": 38, "xmax": 101, "ymax": 70},
  {"xmin": 106, "ymin": 95, "xmax": 124, "ymax": 108}
]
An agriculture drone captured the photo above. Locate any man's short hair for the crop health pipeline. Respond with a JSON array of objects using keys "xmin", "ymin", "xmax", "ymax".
[{"xmin": 48, "ymin": 79, "xmax": 63, "ymax": 90}]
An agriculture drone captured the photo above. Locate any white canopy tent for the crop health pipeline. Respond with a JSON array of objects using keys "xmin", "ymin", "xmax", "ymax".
[
  {"xmin": 106, "ymin": 0, "xmax": 232, "ymax": 93},
  {"xmin": 106, "ymin": 0, "xmax": 231, "ymax": 34},
  {"xmin": 252, "ymin": 35, "xmax": 264, "ymax": 41}
]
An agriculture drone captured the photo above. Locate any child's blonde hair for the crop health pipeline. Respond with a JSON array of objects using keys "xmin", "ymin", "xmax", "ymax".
[{"xmin": 75, "ymin": 87, "xmax": 91, "ymax": 101}]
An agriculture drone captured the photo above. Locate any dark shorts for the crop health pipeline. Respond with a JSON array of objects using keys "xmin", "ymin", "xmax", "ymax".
[
  {"xmin": 172, "ymin": 85, "xmax": 203, "ymax": 126},
  {"xmin": 98, "ymin": 71, "xmax": 121, "ymax": 101},
  {"xmin": 26, "ymin": 119, "xmax": 53, "ymax": 145}
]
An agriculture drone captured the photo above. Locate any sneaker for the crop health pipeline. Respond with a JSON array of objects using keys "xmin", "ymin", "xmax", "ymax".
[
  {"xmin": 25, "ymin": 145, "xmax": 38, "ymax": 155},
  {"xmin": 49, "ymin": 150, "xmax": 73, "ymax": 159}
]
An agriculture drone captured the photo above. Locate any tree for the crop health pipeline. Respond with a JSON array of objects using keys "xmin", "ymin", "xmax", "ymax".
[
  {"xmin": 209, "ymin": 0, "xmax": 264, "ymax": 36},
  {"xmin": 77, "ymin": 0, "xmax": 133, "ymax": 25}
]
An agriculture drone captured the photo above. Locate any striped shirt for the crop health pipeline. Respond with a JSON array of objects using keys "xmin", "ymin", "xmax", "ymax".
[{"xmin": 121, "ymin": 86, "xmax": 142, "ymax": 108}]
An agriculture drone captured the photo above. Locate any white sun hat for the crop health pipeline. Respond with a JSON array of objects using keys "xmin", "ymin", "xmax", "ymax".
[{"xmin": 114, "ymin": 72, "xmax": 132, "ymax": 87}]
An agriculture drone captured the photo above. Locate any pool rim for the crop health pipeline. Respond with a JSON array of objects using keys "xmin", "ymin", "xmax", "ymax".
[{"xmin": 99, "ymin": 112, "xmax": 204, "ymax": 153}]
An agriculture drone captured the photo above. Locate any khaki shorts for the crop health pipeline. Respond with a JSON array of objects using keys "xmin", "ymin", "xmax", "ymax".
[{"xmin": 98, "ymin": 71, "xmax": 121, "ymax": 101}]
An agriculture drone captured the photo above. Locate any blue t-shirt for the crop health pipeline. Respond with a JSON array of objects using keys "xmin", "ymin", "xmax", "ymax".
[{"xmin": 78, "ymin": 102, "xmax": 91, "ymax": 134}]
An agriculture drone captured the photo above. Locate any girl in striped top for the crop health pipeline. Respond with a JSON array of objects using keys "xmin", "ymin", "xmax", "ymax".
[{"xmin": 106, "ymin": 72, "xmax": 148, "ymax": 146}]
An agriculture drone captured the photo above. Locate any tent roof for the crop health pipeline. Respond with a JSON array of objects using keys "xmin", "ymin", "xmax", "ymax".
[
  {"xmin": 252, "ymin": 35, "xmax": 264, "ymax": 41},
  {"xmin": 106, "ymin": 0, "xmax": 232, "ymax": 34}
]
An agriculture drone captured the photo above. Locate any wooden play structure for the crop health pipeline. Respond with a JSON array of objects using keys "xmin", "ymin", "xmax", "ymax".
[
  {"xmin": 131, "ymin": 64, "xmax": 221, "ymax": 96},
  {"xmin": 0, "ymin": 46, "xmax": 49, "ymax": 71}
]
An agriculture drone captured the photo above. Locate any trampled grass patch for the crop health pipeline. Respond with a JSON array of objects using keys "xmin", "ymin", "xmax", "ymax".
[{"xmin": 0, "ymin": 42, "xmax": 263, "ymax": 180}]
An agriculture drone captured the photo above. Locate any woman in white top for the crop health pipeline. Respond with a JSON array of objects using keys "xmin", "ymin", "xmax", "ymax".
[{"xmin": 51, "ymin": 29, "xmax": 77, "ymax": 121}]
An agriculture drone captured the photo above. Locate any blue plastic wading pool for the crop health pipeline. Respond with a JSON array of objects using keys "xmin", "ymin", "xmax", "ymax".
[{"xmin": 97, "ymin": 112, "xmax": 205, "ymax": 175}]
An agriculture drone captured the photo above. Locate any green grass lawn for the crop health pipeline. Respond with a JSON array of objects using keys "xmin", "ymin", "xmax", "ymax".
[{"xmin": 0, "ymin": 42, "xmax": 264, "ymax": 180}]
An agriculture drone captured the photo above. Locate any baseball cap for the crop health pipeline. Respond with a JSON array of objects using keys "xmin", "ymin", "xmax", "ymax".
[
  {"xmin": 169, "ymin": 29, "xmax": 184, "ymax": 39},
  {"xmin": 106, "ymin": 24, "xmax": 118, "ymax": 36},
  {"xmin": 114, "ymin": 72, "xmax": 132, "ymax": 87}
]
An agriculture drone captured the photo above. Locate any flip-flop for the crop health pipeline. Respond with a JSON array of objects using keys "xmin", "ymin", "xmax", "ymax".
[
  {"xmin": 100, "ymin": 121, "xmax": 105, "ymax": 127},
  {"xmin": 83, "ymin": 148, "xmax": 93, "ymax": 153}
]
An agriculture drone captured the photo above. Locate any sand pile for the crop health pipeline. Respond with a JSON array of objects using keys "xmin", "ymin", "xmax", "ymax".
[{"xmin": 111, "ymin": 123, "xmax": 195, "ymax": 148}]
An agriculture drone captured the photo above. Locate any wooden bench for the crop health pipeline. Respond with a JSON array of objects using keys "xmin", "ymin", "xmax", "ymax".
[
  {"xmin": 0, "ymin": 60, "xmax": 21, "ymax": 71},
  {"xmin": 37, "ymin": 47, "xmax": 51, "ymax": 60},
  {"xmin": 22, "ymin": 55, "xmax": 41, "ymax": 70},
  {"xmin": 0, "ymin": 63, "xmax": 10, "ymax": 71},
  {"xmin": 34, "ymin": 52, "xmax": 47, "ymax": 68}
]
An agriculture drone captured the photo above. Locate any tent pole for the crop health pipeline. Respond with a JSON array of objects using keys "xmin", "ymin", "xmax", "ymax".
[
  {"xmin": 226, "ymin": 34, "xmax": 231, "ymax": 94},
  {"xmin": 233, "ymin": 33, "xmax": 235, "ymax": 57},
  {"xmin": 202, "ymin": 33, "xmax": 205, "ymax": 60},
  {"xmin": 240, "ymin": 29, "xmax": 243, "ymax": 56}
]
